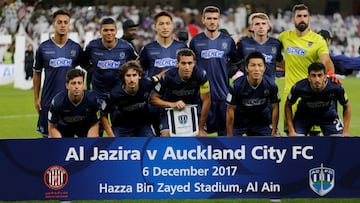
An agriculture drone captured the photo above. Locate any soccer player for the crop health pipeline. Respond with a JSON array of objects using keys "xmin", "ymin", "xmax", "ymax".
[
  {"xmin": 278, "ymin": 3, "xmax": 336, "ymax": 135},
  {"xmin": 85, "ymin": 17, "xmax": 137, "ymax": 101},
  {"xmin": 189, "ymin": 6, "xmax": 240, "ymax": 136},
  {"xmin": 100, "ymin": 60, "xmax": 164, "ymax": 137},
  {"xmin": 226, "ymin": 51, "xmax": 280, "ymax": 136},
  {"xmin": 33, "ymin": 9, "xmax": 85, "ymax": 137},
  {"xmin": 138, "ymin": 10, "xmax": 187, "ymax": 136},
  {"xmin": 237, "ymin": 12, "xmax": 283, "ymax": 81},
  {"xmin": 138, "ymin": 10, "xmax": 187, "ymax": 77},
  {"xmin": 48, "ymin": 69, "xmax": 100, "ymax": 138},
  {"xmin": 285, "ymin": 62, "xmax": 351, "ymax": 136},
  {"xmin": 150, "ymin": 48, "xmax": 211, "ymax": 137}
]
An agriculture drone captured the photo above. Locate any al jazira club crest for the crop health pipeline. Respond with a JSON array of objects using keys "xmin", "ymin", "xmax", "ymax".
[{"xmin": 309, "ymin": 163, "xmax": 335, "ymax": 196}]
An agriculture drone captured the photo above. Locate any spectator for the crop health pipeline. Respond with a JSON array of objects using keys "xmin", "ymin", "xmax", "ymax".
[
  {"xmin": 121, "ymin": 19, "xmax": 139, "ymax": 53},
  {"xmin": 24, "ymin": 44, "xmax": 34, "ymax": 80}
]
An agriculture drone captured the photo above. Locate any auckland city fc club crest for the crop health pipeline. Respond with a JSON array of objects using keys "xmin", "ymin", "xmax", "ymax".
[
  {"xmin": 309, "ymin": 164, "xmax": 335, "ymax": 196},
  {"xmin": 178, "ymin": 114, "xmax": 188, "ymax": 125}
]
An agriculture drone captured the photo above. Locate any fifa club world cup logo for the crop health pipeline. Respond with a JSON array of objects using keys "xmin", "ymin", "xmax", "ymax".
[
  {"xmin": 44, "ymin": 165, "xmax": 69, "ymax": 190},
  {"xmin": 309, "ymin": 163, "xmax": 335, "ymax": 196}
]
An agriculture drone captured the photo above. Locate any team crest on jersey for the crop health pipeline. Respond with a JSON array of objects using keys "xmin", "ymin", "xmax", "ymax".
[
  {"xmin": 264, "ymin": 89, "xmax": 270, "ymax": 96},
  {"xmin": 271, "ymin": 47, "xmax": 277, "ymax": 54},
  {"xmin": 222, "ymin": 42, "xmax": 228, "ymax": 50},
  {"xmin": 178, "ymin": 114, "xmax": 188, "ymax": 125},
  {"xmin": 70, "ymin": 49, "xmax": 77, "ymax": 57},
  {"xmin": 119, "ymin": 51, "xmax": 126, "ymax": 59},
  {"xmin": 309, "ymin": 164, "xmax": 335, "ymax": 196},
  {"xmin": 308, "ymin": 42, "xmax": 313, "ymax": 47}
]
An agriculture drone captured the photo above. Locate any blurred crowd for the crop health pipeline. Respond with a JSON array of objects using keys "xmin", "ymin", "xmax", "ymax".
[{"xmin": 1, "ymin": 0, "xmax": 360, "ymax": 62}]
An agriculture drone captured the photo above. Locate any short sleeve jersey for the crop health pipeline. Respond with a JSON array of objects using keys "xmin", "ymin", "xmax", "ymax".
[
  {"xmin": 102, "ymin": 78, "xmax": 155, "ymax": 127},
  {"xmin": 287, "ymin": 78, "xmax": 348, "ymax": 117},
  {"xmin": 190, "ymin": 32, "xmax": 240, "ymax": 100},
  {"xmin": 48, "ymin": 90, "xmax": 100, "ymax": 130},
  {"xmin": 85, "ymin": 38, "xmax": 137, "ymax": 99},
  {"xmin": 278, "ymin": 30, "xmax": 329, "ymax": 94},
  {"xmin": 154, "ymin": 67, "xmax": 208, "ymax": 105},
  {"xmin": 34, "ymin": 39, "xmax": 84, "ymax": 107},
  {"xmin": 138, "ymin": 40, "xmax": 187, "ymax": 77},
  {"xmin": 227, "ymin": 76, "xmax": 280, "ymax": 115},
  {"xmin": 237, "ymin": 36, "xmax": 283, "ymax": 80}
]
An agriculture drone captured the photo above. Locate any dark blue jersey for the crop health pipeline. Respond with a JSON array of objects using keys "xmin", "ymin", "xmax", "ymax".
[
  {"xmin": 189, "ymin": 32, "xmax": 240, "ymax": 100},
  {"xmin": 85, "ymin": 38, "xmax": 137, "ymax": 99},
  {"xmin": 331, "ymin": 54, "xmax": 360, "ymax": 70},
  {"xmin": 34, "ymin": 38, "xmax": 84, "ymax": 108},
  {"xmin": 48, "ymin": 90, "xmax": 100, "ymax": 136},
  {"xmin": 138, "ymin": 40, "xmax": 187, "ymax": 77},
  {"xmin": 287, "ymin": 77, "xmax": 349, "ymax": 116},
  {"xmin": 227, "ymin": 76, "xmax": 280, "ymax": 121},
  {"xmin": 102, "ymin": 78, "xmax": 155, "ymax": 127},
  {"xmin": 154, "ymin": 67, "xmax": 208, "ymax": 104},
  {"xmin": 237, "ymin": 36, "xmax": 283, "ymax": 80}
]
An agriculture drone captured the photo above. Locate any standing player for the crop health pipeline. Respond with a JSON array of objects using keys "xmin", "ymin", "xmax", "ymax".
[
  {"xmin": 285, "ymin": 62, "xmax": 351, "ymax": 136},
  {"xmin": 278, "ymin": 3, "xmax": 336, "ymax": 135},
  {"xmin": 100, "ymin": 60, "xmax": 164, "ymax": 137},
  {"xmin": 33, "ymin": 9, "xmax": 85, "ymax": 137},
  {"xmin": 85, "ymin": 17, "xmax": 137, "ymax": 102},
  {"xmin": 48, "ymin": 69, "xmax": 100, "ymax": 138},
  {"xmin": 138, "ymin": 10, "xmax": 187, "ymax": 78},
  {"xmin": 237, "ymin": 12, "xmax": 283, "ymax": 80},
  {"xmin": 226, "ymin": 51, "xmax": 280, "ymax": 136},
  {"xmin": 150, "ymin": 48, "xmax": 211, "ymax": 137},
  {"xmin": 138, "ymin": 10, "xmax": 187, "ymax": 135},
  {"xmin": 189, "ymin": 6, "xmax": 240, "ymax": 136}
]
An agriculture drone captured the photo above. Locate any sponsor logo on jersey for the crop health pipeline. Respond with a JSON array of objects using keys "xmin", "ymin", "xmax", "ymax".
[
  {"xmin": 49, "ymin": 57, "xmax": 72, "ymax": 67},
  {"xmin": 154, "ymin": 58, "xmax": 177, "ymax": 68},
  {"xmin": 309, "ymin": 164, "xmax": 335, "ymax": 196},
  {"xmin": 97, "ymin": 60, "xmax": 121, "ymax": 69},
  {"xmin": 201, "ymin": 49, "xmax": 224, "ymax": 59},
  {"xmin": 285, "ymin": 46, "xmax": 306, "ymax": 56}
]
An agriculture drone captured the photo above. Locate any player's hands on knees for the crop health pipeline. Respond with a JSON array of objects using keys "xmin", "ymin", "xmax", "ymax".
[
  {"xmin": 172, "ymin": 100, "xmax": 186, "ymax": 110},
  {"xmin": 327, "ymin": 70, "xmax": 341, "ymax": 84}
]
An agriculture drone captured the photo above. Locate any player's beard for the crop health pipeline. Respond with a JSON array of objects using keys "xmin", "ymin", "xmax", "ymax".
[{"xmin": 295, "ymin": 22, "xmax": 308, "ymax": 32}]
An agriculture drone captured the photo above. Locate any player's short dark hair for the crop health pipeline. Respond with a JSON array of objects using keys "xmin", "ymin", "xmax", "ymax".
[
  {"xmin": 154, "ymin": 11, "xmax": 173, "ymax": 22},
  {"xmin": 176, "ymin": 48, "xmax": 195, "ymax": 61},
  {"xmin": 202, "ymin": 6, "xmax": 220, "ymax": 17},
  {"xmin": 100, "ymin": 17, "xmax": 116, "ymax": 27},
  {"xmin": 308, "ymin": 62, "xmax": 326, "ymax": 74},
  {"xmin": 66, "ymin": 69, "xmax": 85, "ymax": 83},
  {"xmin": 292, "ymin": 3, "xmax": 310, "ymax": 16},
  {"xmin": 245, "ymin": 51, "xmax": 265, "ymax": 66},
  {"xmin": 119, "ymin": 60, "xmax": 144, "ymax": 82},
  {"xmin": 52, "ymin": 9, "xmax": 70, "ymax": 21}
]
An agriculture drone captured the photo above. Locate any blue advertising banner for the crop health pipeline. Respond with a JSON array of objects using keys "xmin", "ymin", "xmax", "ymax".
[{"xmin": 0, "ymin": 137, "xmax": 359, "ymax": 201}]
